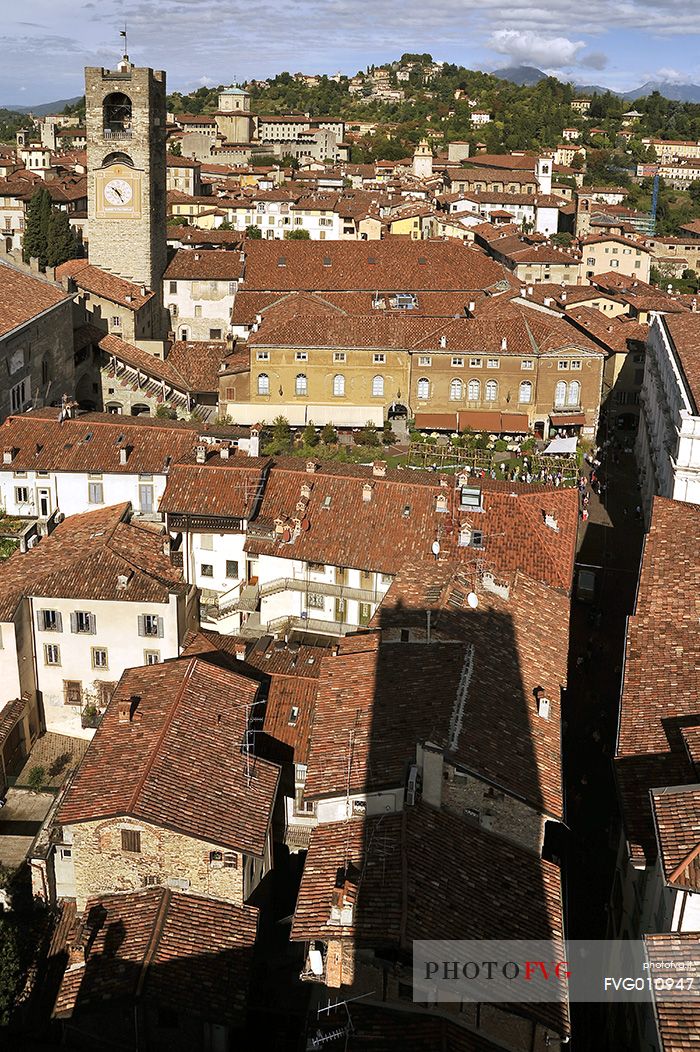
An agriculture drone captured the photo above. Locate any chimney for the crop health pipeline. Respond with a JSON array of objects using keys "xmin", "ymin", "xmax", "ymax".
[
  {"xmin": 234, "ymin": 641, "xmax": 247, "ymax": 661},
  {"xmin": 439, "ymin": 335, "xmax": 447, "ymax": 348},
  {"xmin": 561, "ymin": 291, "xmax": 567, "ymax": 302},
  {"xmin": 162, "ymin": 536, "xmax": 171, "ymax": 557},
  {"xmin": 195, "ymin": 444, "xmax": 207, "ymax": 464},
  {"xmin": 438, "ymin": 474, "xmax": 449, "ymax": 487},
  {"xmin": 220, "ymin": 443, "xmax": 230, "ymax": 459},
  {"xmin": 3, "ymin": 447, "xmax": 16, "ymax": 464},
  {"xmin": 527, "ymin": 286, "xmax": 534, "ymax": 296},
  {"xmin": 141, "ymin": 285, "xmax": 148, "ymax": 297},
  {"xmin": 372, "ymin": 461, "xmax": 386, "ymax": 477},
  {"xmin": 330, "ymin": 877, "xmax": 357, "ymax": 926},
  {"xmin": 543, "ymin": 297, "xmax": 552, "ymax": 307},
  {"xmin": 362, "ymin": 482, "xmax": 374, "ymax": 502},
  {"xmin": 125, "ymin": 294, "xmax": 132, "ymax": 303},
  {"xmin": 436, "ymin": 492, "xmax": 449, "ymax": 512},
  {"xmin": 117, "ymin": 571, "xmax": 132, "ymax": 590},
  {"xmin": 544, "ymin": 511, "xmax": 559, "ymax": 532},
  {"xmin": 118, "ymin": 444, "xmax": 131, "ymax": 465},
  {"xmin": 467, "ymin": 300, "xmax": 476, "ymax": 315},
  {"xmin": 520, "ymin": 287, "xmax": 527, "ymax": 298},
  {"xmin": 194, "ymin": 253, "xmax": 201, "ymax": 261},
  {"xmin": 301, "ymin": 481, "xmax": 313, "ymax": 499},
  {"xmin": 248, "ymin": 425, "xmax": 261, "ymax": 458},
  {"xmin": 306, "ymin": 460, "xmax": 318, "ymax": 474},
  {"xmin": 501, "ymin": 337, "xmax": 507, "ymax": 351}
]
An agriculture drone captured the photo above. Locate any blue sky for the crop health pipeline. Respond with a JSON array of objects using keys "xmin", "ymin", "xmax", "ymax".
[{"xmin": 2, "ymin": 1, "xmax": 700, "ymax": 104}]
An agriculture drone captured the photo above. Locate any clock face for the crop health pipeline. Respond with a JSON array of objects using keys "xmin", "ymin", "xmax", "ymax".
[{"xmin": 104, "ymin": 178, "xmax": 133, "ymax": 206}]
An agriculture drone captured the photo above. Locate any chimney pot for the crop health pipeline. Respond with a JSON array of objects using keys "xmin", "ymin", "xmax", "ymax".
[
  {"xmin": 195, "ymin": 444, "xmax": 207, "ymax": 464},
  {"xmin": 362, "ymin": 482, "xmax": 373, "ymax": 502},
  {"xmin": 306, "ymin": 460, "xmax": 318, "ymax": 474},
  {"xmin": 372, "ymin": 461, "xmax": 387, "ymax": 477}
]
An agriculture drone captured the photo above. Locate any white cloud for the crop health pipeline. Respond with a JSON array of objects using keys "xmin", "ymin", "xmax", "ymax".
[{"xmin": 488, "ymin": 29, "xmax": 585, "ymax": 69}]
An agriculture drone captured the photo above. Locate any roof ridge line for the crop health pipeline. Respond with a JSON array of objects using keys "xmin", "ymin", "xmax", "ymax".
[
  {"xmin": 127, "ymin": 659, "xmax": 198, "ymax": 817},
  {"xmin": 135, "ymin": 886, "xmax": 172, "ymax": 998}
]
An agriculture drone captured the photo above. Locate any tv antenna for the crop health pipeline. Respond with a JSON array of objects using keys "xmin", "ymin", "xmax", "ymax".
[{"xmin": 307, "ymin": 992, "xmax": 374, "ymax": 1049}]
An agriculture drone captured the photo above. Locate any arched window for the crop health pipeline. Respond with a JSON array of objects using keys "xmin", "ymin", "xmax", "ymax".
[
  {"xmin": 257, "ymin": 373, "xmax": 270, "ymax": 396},
  {"xmin": 555, "ymin": 380, "xmax": 567, "ymax": 406},
  {"xmin": 168, "ymin": 304, "xmax": 178, "ymax": 318},
  {"xmin": 295, "ymin": 373, "xmax": 307, "ymax": 396},
  {"xmin": 450, "ymin": 378, "xmax": 463, "ymax": 401},
  {"xmin": 417, "ymin": 377, "xmax": 430, "ymax": 400},
  {"xmin": 518, "ymin": 380, "xmax": 532, "ymax": 404},
  {"xmin": 333, "ymin": 374, "xmax": 345, "ymax": 397},
  {"xmin": 102, "ymin": 151, "xmax": 134, "ymax": 168},
  {"xmin": 103, "ymin": 92, "xmax": 132, "ymax": 137},
  {"xmin": 178, "ymin": 326, "xmax": 190, "ymax": 341},
  {"xmin": 567, "ymin": 380, "xmax": 580, "ymax": 406},
  {"xmin": 372, "ymin": 375, "xmax": 384, "ymax": 398},
  {"xmin": 467, "ymin": 378, "xmax": 480, "ymax": 401},
  {"xmin": 485, "ymin": 379, "xmax": 498, "ymax": 402}
]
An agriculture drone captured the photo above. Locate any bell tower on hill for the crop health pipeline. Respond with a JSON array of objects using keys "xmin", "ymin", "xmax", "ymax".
[{"xmin": 85, "ymin": 54, "xmax": 167, "ymax": 297}]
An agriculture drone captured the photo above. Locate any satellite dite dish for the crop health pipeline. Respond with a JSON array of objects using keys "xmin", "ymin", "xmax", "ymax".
[
  {"xmin": 431, "ymin": 540, "xmax": 440, "ymax": 556},
  {"xmin": 467, "ymin": 592, "xmax": 479, "ymax": 609}
]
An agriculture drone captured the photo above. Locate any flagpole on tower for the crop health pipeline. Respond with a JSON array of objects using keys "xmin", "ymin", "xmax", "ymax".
[{"xmin": 120, "ymin": 25, "xmax": 128, "ymax": 60}]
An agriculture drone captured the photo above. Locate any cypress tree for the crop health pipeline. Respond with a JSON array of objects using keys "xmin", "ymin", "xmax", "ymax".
[
  {"xmin": 46, "ymin": 208, "xmax": 79, "ymax": 268},
  {"xmin": 22, "ymin": 187, "xmax": 50, "ymax": 266}
]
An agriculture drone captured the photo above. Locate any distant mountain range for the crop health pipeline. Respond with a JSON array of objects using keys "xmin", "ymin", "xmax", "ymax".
[
  {"xmin": 490, "ymin": 65, "xmax": 700, "ymax": 103},
  {"xmin": 0, "ymin": 95, "xmax": 83, "ymax": 117}
]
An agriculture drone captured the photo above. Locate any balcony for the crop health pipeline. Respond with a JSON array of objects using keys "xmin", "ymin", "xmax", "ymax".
[
  {"xmin": 103, "ymin": 127, "xmax": 133, "ymax": 140},
  {"xmin": 259, "ymin": 577, "xmax": 382, "ymax": 604}
]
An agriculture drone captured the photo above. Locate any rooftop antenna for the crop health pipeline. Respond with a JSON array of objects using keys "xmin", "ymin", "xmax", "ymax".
[{"xmin": 309, "ymin": 992, "xmax": 374, "ymax": 1050}]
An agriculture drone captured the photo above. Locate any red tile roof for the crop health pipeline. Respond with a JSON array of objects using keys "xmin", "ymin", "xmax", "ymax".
[
  {"xmin": 0, "ymin": 262, "xmax": 69, "ymax": 339},
  {"xmin": 56, "ymin": 261, "xmax": 155, "ymax": 308},
  {"xmin": 165, "ymin": 340, "xmax": 228, "ymax": 392},
  {"xmin": 54, "ymin": 888, "xmax": 258, "ymax": 1024},
  {"xmin": 243, "ymin": 462, "xmax": 578, "ymax": 592},
  {"xmin": 371, "ymin": 560, "xmax": 569, "ymax": 817},
  {"xmin": 59, "ymin": 656, "xmax": 280, "ymax": 855},
  {"xmin": 241, "ymin": 239, "xmax": 511, "ymax": 293},
  {"xmin": 616, "ymin": 497, "xmax": 700, "ymax": 863},
  {"xmin": 0, "ymin": 411, "xmax": 197, "ymax": 474},
  {"xmin": 644, "ymin": 934, "xmax": 700, "ymax": 1052},
  {"xmin": 0, "ymin": 504, "xmax": 185, "ymax": 622},
  {"xmin": 164, "ymin": 248, "xmax": 243, "ymax": 280},
  {"xmin": 292, "ymin": 805, "xmax": 567, "ymax": 1034},
  {"xmin": 651, "ymin": 785, "xmax": 700, "ymax": 889},
  {"xmin": 663, "ymin": 313, "xmax": 700, "ymax": 412},
  {"xmin": 160, "ymin": 458, "xmax": 270, "ymax": 518}
]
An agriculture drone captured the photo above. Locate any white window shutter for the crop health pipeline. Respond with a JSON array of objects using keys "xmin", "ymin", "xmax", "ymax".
[
  {"xmin": 70, "ymin": 612, "xmax": 77, "ymax": 633},
  {"xmin": 137, "ymin": 615, "xmax": 145, "ymax": 637},
  {"xmin": 89, "ymin": 613, "xmax": 97, "ymax": 635},
  {"xmin": 37, "ymin": 609, "xmax": 45, "ymax": 631},
  {"xmin": 56, "ymin": 612, "xmax": 63, "ymax": 633},
  {"xmin": 157, "ymin": 617, "xmax": 164, "ymax": 638}
]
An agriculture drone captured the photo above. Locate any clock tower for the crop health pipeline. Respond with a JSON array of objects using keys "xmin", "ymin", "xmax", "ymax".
[{"xmin": 85, "ymin": 55, "xmax": 166, "ymax": 299}]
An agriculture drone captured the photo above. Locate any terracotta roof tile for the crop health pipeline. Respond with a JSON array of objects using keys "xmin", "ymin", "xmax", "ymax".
[
  {"xmin": 54, "ymin": 888, "xmax": 258, "ymax": 1023},
  {"xmin": 0, "ymin": 261, "xmax": 69, "ymax": 338},
  {"xmin": 0, "ymin": 411, "xmax": 197, "ymax": 474},
  {"xmin": 616, "ymin": 497, "xmax": 700, "ymax": 863},
  {"xmin": 164, "ymin": 249, "xmax": 243, "ymax": 281},
  {"xmin": 59, "ymin": 656, "xmax": 280, "ymax": 855},
  {"xmin": 644, "ymin": 934, "xmax": 700, "ymax": 1052},
  {"xmin": 56, "ymin": 261, "xmax": 155, "ymax": 308},
  {"xmin": 0, "ymin": 504, "xmax": 185, "ymax": 621},
  {"xmin": 241, "ymin": 239, "xmax": 510, "ymax": 293}
]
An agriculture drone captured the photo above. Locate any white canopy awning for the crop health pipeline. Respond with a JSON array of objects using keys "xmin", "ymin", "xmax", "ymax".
[{"xmin": 543, "ymin": 436, "xmax": 578, "ymax": 455}]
